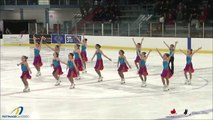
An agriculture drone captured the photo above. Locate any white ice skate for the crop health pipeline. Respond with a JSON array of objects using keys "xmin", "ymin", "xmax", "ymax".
[
  {"xmin": 163, "ymin": 85, "xmax": 167, "ymax": 91},
  {"xmin": 98, "ymin": 77, "xmax": 103, "ymax": 82},
  {"xmin": 141, "ymin": 81, "xmax": 147, "ymax": 87},
  {"xmin": 121, "ymin": 79, "xmax": 125, "ymax": 84},
  {"xmin": 55, "ymin": 80, "xmax": 61, "ymax": 86},
  {"xmin": 70, "ymin": 84, "xmax": 75, "ymax": 89},
  {"xmin": 165, "ymin": 86, "xmax": 170, "ymax": 91},
  {"xmin": 184, "ymin": 79, "xmax": 189, "ymax": 85},
  {"xmin": 23, "ymin": 87, "xmax": 30, "ymax": 92},
  {"xmin": 75, "ymin": 76, "xmax": 81, "ymax": 80},
  {"xmin": 187, "ymin": 80, "xmax": 191, "ymax": 85},
  {"xmin": 36, "ymin": 72, "xmax": 41, "ymax": 77},
  {"xmin": 82, "ymin": 69, "xmax": 87, "ymax": 73}
]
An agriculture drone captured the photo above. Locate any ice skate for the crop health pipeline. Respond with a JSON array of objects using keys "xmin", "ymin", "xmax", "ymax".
[
  {"xmin": 70, "ymin": 84, "xmax": 75, "ymax": 89},
  {"xmin": 121, "ymin": 79, "xmax": 125, "ymax": 84},
  {"xmin": 141, "ymin": 81, "xmax": 147, "ymax": 87},
  {"xmin": 55, "ymin": 80, "xmax": 61, "ymax": 86},
  {"xmin": 98, "ymin": 77, "xmax": 103, "ymax": 82},
  {"xmin": 23, "ymin": 87, "xmax": 30, "ymax": 92}
]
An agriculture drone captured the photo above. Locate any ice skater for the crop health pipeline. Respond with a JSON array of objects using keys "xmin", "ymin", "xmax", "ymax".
[
  {"xmin": 33, "ymin": 35, "xmax": 45, "ymax": 77},
  {"xmin": 91, "ymin": 44, "xmax": 112, "ymax": 82},
  {"xmin": 156, "ymin": 48, "xmax": 173, "ymax": 91},
  {"xmin": 117, "ymin": 50, "xmax": 131, "ymax": 84},
  {"xmin": 73, "ymin": 44, "xmax": 84, "ymax": 80},
  {"xmin": 17, "ymin": 56, "xmax": 32, "ymax": 92},
  {"xmin": 163, "ymin": 41, "xmax": 178, "ymax": 74},
  {"xmin": 75, "ymin": 33, "xmax": 88, "ymax": 73},
  {"xmin": 51, "ymin": 52, "xmax": 63, "ymax": 86},
  {"xmin": 138, "ymin": 50, "xmax": 152, "ymax": 87},
  {"xmin": 132, "ymin": 38, "xmax": 144, "ymax": 69},
  {"xmin": 61, "ymin": 53, "xmax": 78, "ymax": 89},
  {"xmin": 180, "ymin": 47, "xmax": 202, "ymax": 85}
]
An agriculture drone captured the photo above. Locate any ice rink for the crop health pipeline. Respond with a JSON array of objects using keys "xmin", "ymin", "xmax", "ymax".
[{"xmin": 1, "ymin": 46, "xmax": 212, "ymax": 119}]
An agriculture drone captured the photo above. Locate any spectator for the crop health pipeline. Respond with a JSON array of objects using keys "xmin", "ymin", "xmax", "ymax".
[
  {"xmin": 198, "ymin": 11, "xmax": 207, "ymax": 23},
  {"xmin": 166, "ymin": 13, "xmax": 174, "ymax": 25},
  {"xmin": 176, "ymin": 10, "xmax": 183, "ymax": 21}
]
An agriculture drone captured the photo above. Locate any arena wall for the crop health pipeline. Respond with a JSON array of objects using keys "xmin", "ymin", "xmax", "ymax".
[{"xmin": 2, "ymin": 35, "xmax": 212, "ymax": 54}]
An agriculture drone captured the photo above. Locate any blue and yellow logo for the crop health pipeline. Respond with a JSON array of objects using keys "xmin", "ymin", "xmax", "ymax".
[
  {"xmin": 11, "ymin": 106, "xmax": 24, "ymax": 116},
  {"xmin": 1, "ymin": 106, "xmax": 29, "ymax": 118}
]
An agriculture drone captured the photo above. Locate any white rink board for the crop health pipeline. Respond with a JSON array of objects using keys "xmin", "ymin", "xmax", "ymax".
[
  {"xmin": 3, "ymin": 34, "xmax": 29, "ymax": 44},
  {"xmin": 85, "ymin": 36, "xmax": 213, "ymax": 51}
]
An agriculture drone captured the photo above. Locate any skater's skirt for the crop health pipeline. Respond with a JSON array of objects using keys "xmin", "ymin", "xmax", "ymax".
[
  {"xmin": 74, "ymin": 58, "xmax": 83, "ymax": 71},
  {"xmin": 67, "ymin": 68, "xmax": 77, "ymax": 78},
  {"xmin": 138, "ymin": 66, "xmax": 148, "ymax": 76},
  {"xmin": 161, "ymin": 69, "xmax": 172, "ymax": 78},
  {"xmin": 134, "ymin": 56, "xmax": 140, "ymax": 63},
  {"xmin": 21, "ymin": 71, "xmax": 31, "ymax": 79},
  {"xmin": 53, "ymin": 65, "xmax": 63, "ymax": 75},
  {"xmin": 33, "ymin": 55, "xmax": 43, "ymax": 67},
  {"xmin": 81, "ymin": 51, "xmax": 88, "ymax": 62},
  {"xmin": 94, "ymin": 59, "xmax": 104, "ymax": 70},
  {"xmin": 184, "ymin": 63, "xmax": 194, "ymax": 73},
  {"xmin": 118, "ymin": 64, "xmax": 128, "ymax": 72}
]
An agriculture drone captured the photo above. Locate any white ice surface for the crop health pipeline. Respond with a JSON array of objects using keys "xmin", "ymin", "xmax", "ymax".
[{"xmin": 1, "ymin": 46, "xmax": 212, "ymax": 119}]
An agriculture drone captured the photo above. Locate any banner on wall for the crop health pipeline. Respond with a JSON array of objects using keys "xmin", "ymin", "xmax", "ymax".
[
  {"xmin": 3, "ymin": 34, "xmax": 29, "ymax": 44},
  {"xmin": 65, "ymin": 34, "xmax": 81, "ymax": 44},
  {"xmin": 51, "ymin": 34, "xmax": 65, "ymax": 44}
]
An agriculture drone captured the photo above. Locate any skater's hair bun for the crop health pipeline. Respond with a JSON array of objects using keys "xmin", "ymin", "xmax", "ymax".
[
  {"xmin": 56, "ymin": 45, "xmax": 60, "ymax": 48},
  {"xmin": 189, "ymin": 49, "xmax": 193, "ymax": 54},
  {"xmin": 119, "ymin": 50, "xmax": 125, "ymax": 54},
  {"xmin": 170, "ymin": 44, "xmax": 174, "ymax": 47},
  {"xmin": 69, "ymin": 53, "xmax": 74, "ymax": 57},
  {"xmin": 22, "ymin": 56, "xmax": 28, "ymax": 60},
  {"xmin": 96, "ymin": 44, "xmax": 101, "ymax": 48},
  {"xmin": 76, "ymin": 44, "xmax": 80, "ymax": 49},
  {"xmin": 137, "ymin": 43, "xmax": 141, "ymax": 46},
  {"xmin": 142, "ymin": 52, "xmax": 146, "ymax": 56},
  {"xmin": 84, "ymin": 38, "xmax": 88, "ymax": 41},
  {"xmin": 165, "ymin": 53, "xmax": 170, "ymax": 57}
]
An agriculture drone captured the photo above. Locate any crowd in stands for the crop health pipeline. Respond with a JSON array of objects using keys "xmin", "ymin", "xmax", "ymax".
[
  {"xmin": 93, "ymin": 0, "xmax": 120, "ymax": 22},
  {"xmin": 93, "ymin": 4, "xmax": 120, "ymax": 22},
  {"xmin": 154, "ymin": 0, "xmax": 212, "ymax": 25}
]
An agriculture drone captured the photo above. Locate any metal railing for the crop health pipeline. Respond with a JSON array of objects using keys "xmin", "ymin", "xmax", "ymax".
[
  {"xmin": 73, "ymin": 21, "xmax": 213, "ymax": 38},
  {"xmin": 29, "ymin": 21, "xmax": 213, "ymax": 38}
]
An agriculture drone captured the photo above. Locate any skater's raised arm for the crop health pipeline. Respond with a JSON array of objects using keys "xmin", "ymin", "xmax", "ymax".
[
  {"xmin": 156, "ymin": 48, "xmax": 163, "ymax": 59},
  {"xmin": 174, "ymin": 41, "xmax": 178, "ymax": 50},
  {"xmin": 132, "ymin": 38, "xmax": 137, "ymax": 47},
  {"xmin": 101, "ymin": 50, "xmax": 112, "ymax": 61},
  {"xmin": 140, "ymin": 38, "xmax": 144, "ymax": 46},
  {"xmin": 40, "ymin": 36, "xmax": 46, "ymax": 45},
  {"xmin": 82, "ymin": 33, "xmax": 85, "ymax": 41},
  {"xmin": 192, "ymin": 47, "xmax": 202, "ymax": 56},
  {"xmin": 33, "ymin": 35, "xmax": 36, "ymax": 45},
  {"xmin": 179, "ymin": 49, "xmax": 187, "ymax": 55},
  {"xmin": 146, "ymin": 50, "xmax": 152, "ymax": 59},
  {"xmin": 74, "ymin": 34, "xmax": 82, "ymax": 44},
  {"xmin": 163, "ymin": 41, "xmax": 170, "ymax": 49},
  {"xmin": 46, "ymin": 44, "xmax": 55, "ymax": 51}
]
